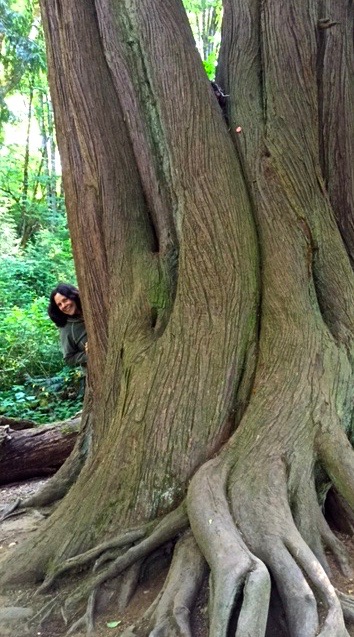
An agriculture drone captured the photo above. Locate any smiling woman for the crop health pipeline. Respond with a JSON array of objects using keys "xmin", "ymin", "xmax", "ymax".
[
  {"xmin": 48, "ymin": 283, "xmax": 87, "ymax": 370},
  {"xmin": 53, "ymin": 292, "xmax": 78, "ymax": 316}
]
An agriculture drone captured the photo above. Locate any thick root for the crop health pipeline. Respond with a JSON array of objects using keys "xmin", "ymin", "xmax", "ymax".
[
  {"xmin": 186, "ymin": 444, "xmax": 354, "ymax": 637},
  {"xmin": 115, "ymin": 562, "xmax": 143, "ymax": 612},
  {"xmin": 290, "ymin": 479, "xmax": 331, "ymax": 576},
  {"xmin": 122, "ymin": 531, "xmax": 206, "ymax": 637},
  {"xmin": 6, "ymin": 420, "xmax": 354, "ymax": 637},
  {"xmin": 61, "ymin": 504, "xmax": 189, "ymax": 634},
  {"xmin": 265, "ymin": 541, "xmax": 319, "ymax": 636},
  {"xmin": 318, "ymin": 426, "xmax": 354, "ymax": 512},
  {"xmin": 336, "ymin": 590, "xmax": 354, "ymax": 624},
  {"xmin": 147, "ymin": 532, "xmax": 206, "ymax": 637},
  {"xmin": 285, "ymin": 534, "xmax": 348, "ymax": 636},
  {"xmin": 87, "ymin": 503, "xmax": 188, "ymax": 592},
  {"xmin": 187, "ymin": 459, "xmax": 271, "ymax": 637},
  {"xmin": 317, "ymin": 508, "xmax": 353, "ymax": 578},
  {"xmin": 0, "ymin": 499, "xmax": 22, "ymax": 521}
]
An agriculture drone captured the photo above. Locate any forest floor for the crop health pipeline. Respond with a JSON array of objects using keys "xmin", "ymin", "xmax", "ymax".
[
  {"xmin": 1, "ymin": 479, "xmax": 354, "ymax": 637},
  {"xmin": 0, "ymin": 479, "xmax": 208, "ymax": 637}
]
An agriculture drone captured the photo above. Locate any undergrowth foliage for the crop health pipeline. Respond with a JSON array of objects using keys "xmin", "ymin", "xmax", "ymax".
[
  {"xmin": 0, "ymin": 226, "xmax": 83, "ymax": 423},
  {"xmin": 0, "ymin": 368, "xmax": 83, "ymax": 423}
]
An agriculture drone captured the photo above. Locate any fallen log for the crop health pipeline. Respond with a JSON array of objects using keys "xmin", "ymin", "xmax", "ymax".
[
  {"xmin": 0, "ymin": 416, "xmax": 37, "ymax": 430},
  {"xmin": 0, "ymin": 418, "xmax": 80, "ymax": 485}
]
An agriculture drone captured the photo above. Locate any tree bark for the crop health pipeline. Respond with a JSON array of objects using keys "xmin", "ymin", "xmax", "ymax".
[
  {"xmin": 1, "ymin": 1, "xmax": 354, "ymax": 636},
  {"xmin": 19, "ymin": 79, "xmax": 34, "ymax": 248}
]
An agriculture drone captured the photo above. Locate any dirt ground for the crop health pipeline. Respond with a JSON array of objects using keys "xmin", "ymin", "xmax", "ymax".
[
  {"xmin": 0, "ymin": 479, "xmax": 208, "ymax": 637},
  {"xmin": 1, "ymin": 479, "xmax": 354, "ymax": 637}
]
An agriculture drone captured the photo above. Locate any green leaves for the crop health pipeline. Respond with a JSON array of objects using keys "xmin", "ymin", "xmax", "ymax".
[
  {"xmin": 0, "ymin": 1, "xmax": 80, "ymax": 424},
  {"xmin": 0, "ymin": 1, "xmax": 46, "ymax": 84},
  {"xmin": 106, "ymin": 620, "xmax": 122, "ymax": 628},
  {"xmin": 203, "ymin": 50, "xmax": 218, "ymax": 79},
  {"xmin": 0, "ymin": 223, "xmax": 77, "ymax": 422},
  {"xmin": 0, "ymin": 368, "xmax": 84, "ymax": 423},
  {"xmin": 182, "ymin": 0, "xmax": 222, "ymax": 77}
]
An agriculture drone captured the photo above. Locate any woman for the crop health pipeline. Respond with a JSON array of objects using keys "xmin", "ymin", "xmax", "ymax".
[{"xmin": 48, "ymin": 283, "xmax": 87, "ymax": 370}]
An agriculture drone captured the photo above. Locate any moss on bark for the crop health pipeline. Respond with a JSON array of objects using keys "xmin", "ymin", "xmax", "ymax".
[{"xmin": 1, "ymin": 1, "xmax": 354, "ymax": 636}]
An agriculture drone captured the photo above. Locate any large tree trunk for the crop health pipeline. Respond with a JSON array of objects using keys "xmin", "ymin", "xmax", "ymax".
[{"xmin": 1, "ymin": 1, "xmax": 354, "ymax": 636}]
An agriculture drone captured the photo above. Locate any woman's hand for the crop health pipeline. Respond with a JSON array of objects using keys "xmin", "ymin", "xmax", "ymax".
[{"xmin": 84, "ymin": 342, "xmax": 88, "ymax": 354}]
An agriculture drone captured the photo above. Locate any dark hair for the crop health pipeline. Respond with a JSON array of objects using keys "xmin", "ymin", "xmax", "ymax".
[
  {"xmin": 48, "ymin": 283, "xmax": 82, "ymax": 327},
  {"xmin": 210, "ymin": 81, "xmax": 229, "ymax": 122}
]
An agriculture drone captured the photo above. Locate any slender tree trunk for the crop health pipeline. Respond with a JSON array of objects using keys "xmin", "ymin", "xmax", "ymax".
[
  {"xmin": 38, "ymin": 91, "xmax": 51, "ymax": 218},
  {"xmin": 2, "ymin": 2, "xmax": 354, "ymax": 637},
  {"xmin": 20, "ymin": 80, "xmax": 34, "ymax": 248},
  {"xmin": 46, "ymin": 95, "xmax": 58, "ymax": 219}
]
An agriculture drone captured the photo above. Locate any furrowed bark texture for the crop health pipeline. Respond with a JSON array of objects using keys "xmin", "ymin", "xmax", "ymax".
[
  {"xmin": 319, "ymin": 0, "xmax": 354, "ymax": 266},
  {"xmin": 0, "ymin": 0, "xmax": 258, "ymax": 580},
  {"xmin": 2, "ymin": 0, "xmax": 354, "ymax": 636}
]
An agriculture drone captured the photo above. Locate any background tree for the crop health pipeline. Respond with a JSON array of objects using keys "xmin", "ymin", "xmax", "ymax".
[
  {"xmin": 1, "ymin": 1, "xmax": 354, "ymax": 637},
  {"xmin": 0, "ymin": 0, "xmax": 44, "ymax": 140},
  {"xmin": 184, "ymin": 0, "xmax": 222, "ymax": 76}
]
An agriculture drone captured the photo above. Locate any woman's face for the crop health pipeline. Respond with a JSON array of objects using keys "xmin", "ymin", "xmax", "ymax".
[{"xmin": 54, "ymin": 293, "xmax": 78, "ymax": 316}]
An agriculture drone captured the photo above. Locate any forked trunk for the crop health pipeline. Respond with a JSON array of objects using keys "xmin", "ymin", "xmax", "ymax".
[{"xmin": 2, "ymin": 1, "xmax": 354, "ymax": 636}]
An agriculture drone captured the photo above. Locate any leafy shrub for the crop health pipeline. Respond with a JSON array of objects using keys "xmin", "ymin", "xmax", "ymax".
[
  {"xmin": 0, "ymin": 225, "xmax": 75, "ymax": 310},
  {"xmin": 0, "ymin": 367, "xmax": 84, "ymax": 423},
  {"xmin": 0, "ymin": 222, "xmax": 80, "ymax": 422},
  {"xmin": 203, "ymin": 51, "xmax": 218, "ymax": 79},
  {"xmin": 0, "ymin": 296, "xmax": 63, "ymax": 389}
]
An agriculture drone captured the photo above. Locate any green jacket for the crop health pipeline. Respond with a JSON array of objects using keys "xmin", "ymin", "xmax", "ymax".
[{"xmin": 59, "ymin": 317, "xmax": 87, "ymax": 369}]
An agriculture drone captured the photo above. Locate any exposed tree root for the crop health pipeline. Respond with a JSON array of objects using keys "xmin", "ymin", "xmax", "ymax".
[
  {"xmin": 38, "ymin": 504, "xmax": 189, "ymax": 635},
  {"xmin": 86, "ymin": 503, "xmax": 188, "ymax": 590},
  {"xmin": 107, "ymin": 532, "xmax": 204, "ymax": 637},
  {"xmin": 318, "ymin": 426, "xmax": 354, "ymax": 512},
  {"xmin": 337, "ymin": 590, "xmax": 354, "ymax": 624},
  {"xmin": 290, "ymin": 479, "xmax": 331, "ymax": 576},
  {"xmin": 66, "ymin": 614, "xmax": 86, "ymax": 635},
  {"xmin": 3, "ymin": 353, "xmax": 354, "ymax": 637},
  {"xmin": 115, "ymin": 562, "xmax": 143, "ymax": 612},
  {"xmin": 285, "ymin": 533, "xmax": 348, "ymax": 636},
  {"xmin": 147, "ymin": 534, "xmax": 206, "ymax": 637},
  {"xmin": 4, "ymin": 438, "xmax": 354, "ymax": 637},
  {"xmin": 187, "ymin": 459, "xmax": 271, "ymax": 637},
  {"xmin": 26, "ymin": 596, "xmax": 59, "ymax": 630},
  {"xmin": 317, "ymin": 509, "xmax": 353, "ymax": 578},
  {"xmin": 184, "ymin": 433, "xmax": 354, "ymax": 637},
  {"xmin": 37, "ymin": 527, "xmax": 149, "ymax": 594},
  {"xmin": 13, "ymin": 424, "xmax": 353, "ymax": 637},
  {"xmin": 0, "ymin": 498, "xmax": 22, "ymax": 521},
  {"xmin": 5, "ymin": 421, "xmax": 354, "ymax": 637}
]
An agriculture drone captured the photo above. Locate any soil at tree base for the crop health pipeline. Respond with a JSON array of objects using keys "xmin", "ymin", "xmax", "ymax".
[{"xmin": 1, "ymin": 480, "xmax": 354, "ymax": 637}]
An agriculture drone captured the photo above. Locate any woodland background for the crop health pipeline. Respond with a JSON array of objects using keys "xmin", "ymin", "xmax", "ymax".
[{"xmin": 0, "ymin": 0, "xmax": 220, "ymax": 424}]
